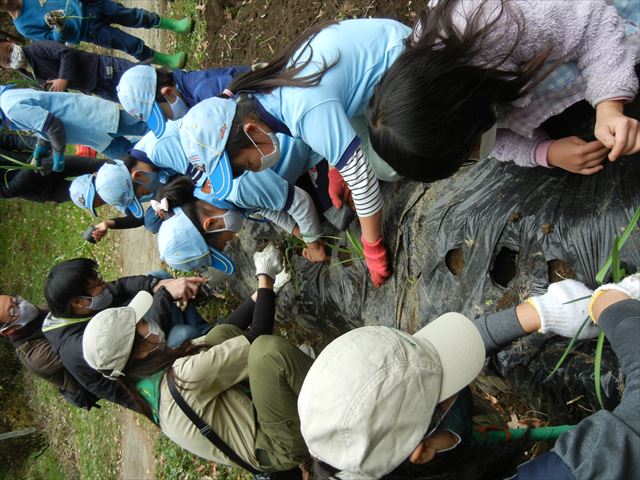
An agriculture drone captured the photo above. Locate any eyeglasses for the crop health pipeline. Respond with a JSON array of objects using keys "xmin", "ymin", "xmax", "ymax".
[{"xmin": 0, "ymin": 296, "xmax": 20, "ymax": 333}]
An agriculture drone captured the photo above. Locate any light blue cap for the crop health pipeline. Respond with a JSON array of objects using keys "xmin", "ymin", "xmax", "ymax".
[
  {"xmin": 157, "ymin": 207, "xmax": 236, "ymax": 274},
  {"xmin": 117, "ymin": 65, "xmax": 166, "ymax": 138},
  {"xmin": 179, "ymin": 97, "xmax": 237, "ymax": 201},
  {"xmin": 69, "ymin": 174, "xmax": 98, "ymax": 216},
  {"xmin": 95, "ymin": 159, "xmax": 144, "ymax": 219}
]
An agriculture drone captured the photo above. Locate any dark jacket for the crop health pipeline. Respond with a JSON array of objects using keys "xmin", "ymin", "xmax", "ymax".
[
  {"xmin": 22, "ymin": 41, "xmax": 100, "ymax": 92},
  {"xmin": 43, "ymin": 274, "xmax": 157, "ymax": 411},
  {"xmin": 9, "ymin": 309, "xmax": 98, "ymax": 410}
]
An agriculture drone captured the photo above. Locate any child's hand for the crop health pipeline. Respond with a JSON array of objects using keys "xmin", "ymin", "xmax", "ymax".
[
  {"xmin": 328, "ymin": 167, "xmax": 354, "ymax": 211},
  {"xmin": 303, "ymin": 240, "xmax": 330, "ymax": 263},
  {"xmin": 92, "ymin": 221, "xmax": 111, "ymax": 242},
  {"xmin": 361, "ymin": 236, "xmax": 391, "ymax": 287},
  {"xmin": 594, "ymin": 100, "xmax": 640, "ymax": 161},
  {"xmin": 46, "ymin": 78, "xmax": 68, "ymax": 92},
  {"xmin": 547, "ymin": 136, "xmax": 608, "ymax": 175}
]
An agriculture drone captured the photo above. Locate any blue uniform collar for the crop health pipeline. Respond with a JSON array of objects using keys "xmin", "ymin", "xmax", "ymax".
[{"xmin": 255, "ymin": 98, "xmax": 292, "ymax": 137}]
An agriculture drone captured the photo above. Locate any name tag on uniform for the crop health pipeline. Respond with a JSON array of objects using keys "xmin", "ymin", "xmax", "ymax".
[{"xmin": 105, "ymin": 66, "xmax": 114, "ymax": 79}]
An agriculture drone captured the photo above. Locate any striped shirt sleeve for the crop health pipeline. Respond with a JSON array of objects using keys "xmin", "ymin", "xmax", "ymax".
[{"xmin": 338, "ymin": 145, "xmax": 382, "ymax": 217}]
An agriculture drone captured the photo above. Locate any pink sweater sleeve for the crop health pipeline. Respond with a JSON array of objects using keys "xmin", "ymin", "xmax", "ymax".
[{"xmin": 491, "ymin": 128, "xmax": 551, "ymax": 168}]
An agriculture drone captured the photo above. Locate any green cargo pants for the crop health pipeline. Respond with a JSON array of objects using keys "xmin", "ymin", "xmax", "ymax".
[{"xmin": 204, "ymin": 325, "xmax": 314, "ymax": 472}]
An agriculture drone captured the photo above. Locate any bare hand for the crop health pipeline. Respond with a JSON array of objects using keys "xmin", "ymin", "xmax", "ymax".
[
  {"xmin": 594, "ymin": 100, "xmax": 640, "ymax": 161},
  {"xmin": 547, "ymin": 136, "xmax": 608, "ymax": 175},
  {"xmin": 46, "ymin": 78, "xmax": 68, "ymax": 92},
  {"xmin": 156, "ymin": 277, "xmax": 207, "ymax": 301},
  {"xmin": 302, "ymin": 240, "xmax": 330, "ymax": 263},
  {"xmin": 92, "ymin": 221, "xmax": 110, "ymax": 242}
]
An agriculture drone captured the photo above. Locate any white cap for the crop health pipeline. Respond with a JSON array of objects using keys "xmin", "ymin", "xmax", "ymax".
[
  {"xmin": 298, "ymin": 313, "xmax": 485, "ymax": 479},
  {"xmin": 82, "ymin": 291, "xmax": 154, "ymax": 379}
]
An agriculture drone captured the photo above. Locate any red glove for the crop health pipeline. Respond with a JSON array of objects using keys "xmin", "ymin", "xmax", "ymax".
[
  {"xmin": 74, "ymin": 145, "xmax": 97, "ymax": 158},
  {"xmin": 361, "ymin": 236, "xmax": 391, "ymax": 287},
  {"xmin": 328, "ymin": 167, "xmax": 353, "ymax": 210}
]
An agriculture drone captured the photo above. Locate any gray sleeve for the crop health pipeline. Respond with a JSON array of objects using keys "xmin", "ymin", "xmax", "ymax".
[
  {"xmin": 551, "ymin": 299, "xmax": 640, "ymax": 479},
  {"xmin": 256, "ymin": 208, "xmax": 297, "ymax": 234},
  {"xmin": 286, "ymin": 186, "xmax": 322, "ymax": 242},
  {"xmin": 599, "ymin": 299, "xmax": 640, "ymax": 433},
  {"xmin": 473, "ymin": 307, "xmax": 527, "ymax": 357}
]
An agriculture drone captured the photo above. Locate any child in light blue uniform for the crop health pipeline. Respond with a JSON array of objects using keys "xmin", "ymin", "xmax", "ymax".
[
  {"xmin": 134, "ymin": 116, "xmax": 334, "ymax": 262},
  {"xmin": 0, "ymin": 87, "xmax": 148, "ymax": 171},
  {"xmin": 117, "ymin": 65, "xmax": 250, "ymax": 138},
  {"xmin": 2, "ymin": 0, "xmax": 192, "ymax": 68},
  {"xmin": 181, "ymin": 19, "xmax": 413, "ymax": 287}
]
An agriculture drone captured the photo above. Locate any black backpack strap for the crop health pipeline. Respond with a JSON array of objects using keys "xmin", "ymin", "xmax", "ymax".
[{"xmin": 166, "ymin": 373, "xmax": 261, "ymax": 475}]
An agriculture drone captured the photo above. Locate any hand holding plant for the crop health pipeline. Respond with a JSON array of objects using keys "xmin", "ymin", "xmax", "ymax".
[{"xmin": 527, "ymin": 279, "xmax": 600, "ymax": 339}]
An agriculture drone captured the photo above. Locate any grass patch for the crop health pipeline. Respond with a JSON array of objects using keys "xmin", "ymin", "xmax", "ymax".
[
  {"xmin": 25, "ymin": 376, "xmax": 122, "ymax": 480},
  {"xmin": 0, "ymin": 200, "xmax": 124, "ymax": 478},
  {"xmin": 0, "ymin": 199, "xmax": 123, "ymax": 302},
  {"xmin": 155, "ymin": 435, "xmax": 252, "ymax": 480},
  {"xmin": 166, "ymin": 0, "xmax": 209, "ymax": 69}
]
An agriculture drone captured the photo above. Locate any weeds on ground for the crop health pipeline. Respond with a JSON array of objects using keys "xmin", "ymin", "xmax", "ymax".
[
  {"xmin": 25, "ymin": 376, "xmax": 122, "ymax": 480},
  {"xmin": 166, "ymin": 0, "xmax": 209, "ymax": 69},
  {"xmin": 155, "ymin": 435, "xmax": 252, "ymax": 480},
  {"xmin": 547, "ymin": 206, "xmax": 640, "ymax": 409},
  {"xmin": 0, "ymin": 200, "xmax": 124, "ymax": 478}
]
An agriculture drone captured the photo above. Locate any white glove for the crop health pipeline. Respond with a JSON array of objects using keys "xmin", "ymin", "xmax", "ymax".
[
  {"xmin": 273, "ymin": 268, "xmax": 292, "ymax": 294},
  {"xmin": 590, "ymin": 273, "xmax": 640, "ymax": 322},
  {"xmin": 527, "ymin": 279, "xmax": 600, "ymax": 339},
  {"xmin": 593, "ymin": 273, "xmax": 640, "ymax": 300},
  {"xmin": 254, "ymin": 244, "xmax": 283, "ymax": 280}
]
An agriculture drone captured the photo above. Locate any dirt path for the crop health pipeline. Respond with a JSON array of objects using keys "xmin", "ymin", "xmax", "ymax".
[{"xmin": 116, "ymin": 2, "xmax": 165, "ymax": 478}]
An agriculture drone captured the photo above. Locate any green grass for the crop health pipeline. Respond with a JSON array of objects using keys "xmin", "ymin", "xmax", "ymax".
[
  {"xmin": 25, "ymin": 376, "xmax": 122, "ymax": 480},
  {"xmin": 0, "ymin": 199, "xmax": 123, "ymax": 300},
  {"xmin": 0, "ymin": 200, "xmax": 124, "ymax": 479},
  {"xmin": 166, "ymin": 0, "xmax": 209, "ymax": 69},
  {"xmin": 155, "ymin": 435, "xmax": 252, "ymax": 480}
]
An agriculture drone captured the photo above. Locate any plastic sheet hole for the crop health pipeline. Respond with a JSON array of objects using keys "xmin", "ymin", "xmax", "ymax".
[
  {"xmin": 547, "ymin": 259, "xmax": 576, "ymax": 283},
  {"xmin": 445, "ymin": 249, "xmax": 464, "ymax": 276},
  {"xmin": 490, "ymin": 247, "xmax": 518, "ymax": 288}
]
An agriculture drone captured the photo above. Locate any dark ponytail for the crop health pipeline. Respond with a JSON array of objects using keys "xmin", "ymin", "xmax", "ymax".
[
  {"xmin": 228, "ymin": 20, "xmax": 340, "ymax": 95},
  {"xmin": 367, "ymin": 0, "xmax": 553, "ymax": 183},
  {"xmin": 223, "ymin": 21, "xmax": 341, "ymax": 164},
  {"xmin": 157, "ymin": 175, "xmax": 225, "ymax": 247}
]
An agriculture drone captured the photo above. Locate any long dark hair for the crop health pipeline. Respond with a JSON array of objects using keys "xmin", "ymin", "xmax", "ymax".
[
  {"xmin": 223, "ymin": 21, "xmax": 340, "ymax": 164},
  {"xmin": 118, "ymin": 336, "xmax": 204, "ymax": 424},
  {"xmin": 157, "ymin": 175, "xmax": 227, "ymax": 248},
  {"xmin": 367, "ymin": 0, "xmax": 552, "ymax": 183},
  {"xmin": 314, "ymin": 437, "xmax": 532, "ymax": 480}
]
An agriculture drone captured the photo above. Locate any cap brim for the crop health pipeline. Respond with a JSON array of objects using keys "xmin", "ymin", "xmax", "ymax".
[
  {"xmin": 86, "ymin": 181, "xmax": 97, "ymax": 216},
  {"xmin": 413, "ymin": 313, "xmax": 485, "ymax": 402},
  {"xmin": 208, "ymin": 151, "xmax": 233, "ymax": 200},
  {"xmin": 478, "ymin": 123, "xmax": 497, "ymax": 160},
  {"xmin": 127, "ymin": 291, "xmax": 153, "ymax": 322},
  {"xmin": 147, "ymin": 101, "xmax": 167, "ymax": 138},
  {"xmin": 126, "ymin": 196, "xmax": 145, "ymax": 219},
  {"xmin": 208, "ymin": 246, "xmax": 236, "ymax": 274}
]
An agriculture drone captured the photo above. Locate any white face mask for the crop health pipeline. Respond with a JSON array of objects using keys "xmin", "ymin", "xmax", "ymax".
[
  {"xmin": 0, "ymin": 296, "xmax": 39, "ymax": 333},
  {"xmin": 206, "ymin": 209, "xmax": 243, "ymax": 234},
  {"xmin": 143, "ymin": 320, "xmax": 166, "ymax": 353},
  {"xmin": 168, "ymin": 95, "xmax": 189, "ymax": 120},
  {"xmin": 10, "ymin": 45, "xmax": 26, "ymax": 70},
  {"xmin": 244, "ymin": 125, "xmax": 281, "ymax": 171}
]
